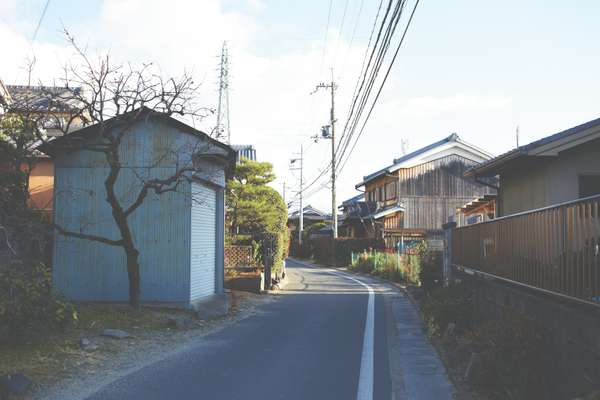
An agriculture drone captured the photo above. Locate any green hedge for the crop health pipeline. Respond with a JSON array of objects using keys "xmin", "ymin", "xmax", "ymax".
[
  {"xmin": 0, "ymin": 262, "xmax": 78, "ymax": 344},
  {"xmin": 310, "ymin": 237, "xmax": 385, "ymax": 265}
]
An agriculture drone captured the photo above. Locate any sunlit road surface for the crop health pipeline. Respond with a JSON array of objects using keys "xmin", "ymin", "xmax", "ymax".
[{"xmin": 84, "ymin": 259, "xmax": 452, "ymax": 400}]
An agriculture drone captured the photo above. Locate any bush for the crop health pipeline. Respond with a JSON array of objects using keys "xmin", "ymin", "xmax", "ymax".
[
  {"xmin": 419, "ymin": 250, "xmax": 443, "ymax": 292},
  {"xmin": 310, "ymin": 237, "xmax": 385, "ymax": 266},
  {"xmin": 350, "ymin": 250, "xmax": 421, "ymax": 285},
  {"xmin": 467, "ymin": 312, "xmax": 545, "ymax": 399},
  {"xmin": 0, "ymin": 262, "xmax": 78, "ymax": 344},
  {"xmin": 421, "ymin": 282, "xmax": 474, "ymax": 337}
]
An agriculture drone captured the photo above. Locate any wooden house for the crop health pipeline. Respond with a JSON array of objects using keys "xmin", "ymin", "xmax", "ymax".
[
  {"xmin": 355, "ymin": 133, "xmax": 495, "ymax": 248},
  {"xmin": 467, "ymin": 117, "xmax": 600, "ymax": 216}
]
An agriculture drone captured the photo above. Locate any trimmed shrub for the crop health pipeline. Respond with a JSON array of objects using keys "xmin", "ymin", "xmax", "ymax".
[{"xmin": 0, "ymin": 262, "xmax": 78, "ymax": 344}]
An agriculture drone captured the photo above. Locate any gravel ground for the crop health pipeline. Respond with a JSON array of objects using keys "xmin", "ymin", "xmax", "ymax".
[{"xmin": 33, "ymin": 291, "xmax": 275, "ymax": 400}]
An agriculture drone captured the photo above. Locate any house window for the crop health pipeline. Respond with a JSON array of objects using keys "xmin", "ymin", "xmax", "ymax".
[
  {"xmin": 385, "ymin": 181, "xmax": 397, "ymax": 200},
  {"xmin": 378, "ymin": 187, "xmax": 384, "ymax": 201},
  {"xmin": 579, "ymin": 175, "xmax": 600, "ymax": 198}
]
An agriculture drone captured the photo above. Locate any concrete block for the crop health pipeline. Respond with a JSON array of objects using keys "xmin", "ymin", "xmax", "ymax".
[{"xmin": 192, "ymin": 293, "xmax": 229, "ymax": 320}]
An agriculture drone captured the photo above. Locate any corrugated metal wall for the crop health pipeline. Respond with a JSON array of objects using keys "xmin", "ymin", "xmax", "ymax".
[
  {"xmin": 52, "ymin": 120, "xmax": 224, "ymax": 303},
  {"xmin": 189, "ymin": 182, "xmax": 216, "ymax": 301}
]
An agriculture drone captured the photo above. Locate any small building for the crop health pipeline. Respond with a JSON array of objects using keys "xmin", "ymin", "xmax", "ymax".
[
  {"xmin": 40, "ymin": 108, "xmax": 235, "ymax": 309},
  {"xmin": 287, "ymin": 205, "xmax": 331, "ymax": 231},
  {"xmin": 355, "ymin": 133, "xmax": 495, "ymax": 248},
  {"xmin": 338, "ymin": 193, "xmax": 378, "ymax": 238},
  {"xmin": 467, "ymin": 117, "xmax": 600, "ymax": 216},
  {"xmin": 230, "ymin": 144, "xmax": 257, "ymax": 161}
]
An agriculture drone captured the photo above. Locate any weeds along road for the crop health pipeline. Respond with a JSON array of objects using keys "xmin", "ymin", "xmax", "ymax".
[{"xmin": 83, "ymin": 259, "xmax": 452, "ymax": 400}]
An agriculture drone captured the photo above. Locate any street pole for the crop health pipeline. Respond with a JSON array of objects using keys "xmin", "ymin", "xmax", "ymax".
[
  {"xmin": 290, "ymin": 146, "xmax": 304, "ymax": 246},
  {"xmin": 299, "ymin": 145, "xmax": 304, "ymax": 246},
  {"xmin": 282, "ymin": 181, "xmax": 286, "ymax": 204},
  {"xmin": 313, "ymin": 73, "xmax": 338, "ymax": 266},
  {"xmin": 330, "ymin": 71, "xmax": 337, "ymax": 240}
]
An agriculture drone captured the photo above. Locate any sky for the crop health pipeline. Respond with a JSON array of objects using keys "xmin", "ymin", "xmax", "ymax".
[{"xmin": 2, "ymin": 0, "xmax": 600, "ymax": 213}]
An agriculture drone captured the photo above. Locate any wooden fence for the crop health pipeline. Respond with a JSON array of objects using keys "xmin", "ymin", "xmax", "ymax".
[
  {"xmin": 224, "ymin": 245, "xmax": 254, "ymax": 268},
  {"xmin": 452, "ymin": 194, "xmax": 600, "ymax": 303}
]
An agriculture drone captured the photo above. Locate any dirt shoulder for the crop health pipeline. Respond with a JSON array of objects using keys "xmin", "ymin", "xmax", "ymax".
[{"xmin": 1, "ymin": 290, "xmax": 274, "ymax": 400}]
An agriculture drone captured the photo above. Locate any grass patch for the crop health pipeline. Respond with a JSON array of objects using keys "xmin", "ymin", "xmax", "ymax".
[{"xmin": 0, "ymin": 303, "xmax": 193, "ymax": 385}]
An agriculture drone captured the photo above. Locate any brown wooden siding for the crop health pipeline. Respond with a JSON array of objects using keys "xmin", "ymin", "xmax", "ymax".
[{"xmin": 383, "ymin": 213, "xmax": 403, "ymax": 230}]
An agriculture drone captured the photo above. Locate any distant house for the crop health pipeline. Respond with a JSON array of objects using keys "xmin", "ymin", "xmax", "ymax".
[
  {"xmin": 0, "ymin": 81, "xmax": 85, "ymax": 218},
  {"xmin": 338, "ymin": 193, "xmax": 378, "ymax": 238},
  {"xmin": 287, "ymin": 205, "xmax": 330, "ymax": 231},
  {"xmin": 230, "ymin": 144, "xmax": 257, "ymax": 161},
  {"xmin": 355, "ymin": 133, "xmax": 495, "ymax": 248},
  {"xmin": 467, "ymin": 117, "xmax": 600, "ymax": 216},
  {"xmin": 39, "ymin": 109, "xmax": 235, "ymax": 309}
]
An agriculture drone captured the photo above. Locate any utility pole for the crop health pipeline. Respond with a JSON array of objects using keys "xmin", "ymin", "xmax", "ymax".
[
  {"xmin": 290, "ymin": 145, "xmax": 304, "ymax": 245},
  {"xmin": 314, "ymin": 71, "xmax": 338, "ymax": 240},
  {"xmin": 216, "ymin": 41, "xmax": 231, "ymax": 144},
  {"xmin": 282, "ymin": 181, "xmax": 287, "ymax": 204},
  {"xmin": 313, "ymin": 70, "xmax": 338, "ymax": 266}
]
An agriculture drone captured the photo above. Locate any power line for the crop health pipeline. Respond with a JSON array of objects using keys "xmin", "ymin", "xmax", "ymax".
[
  {"xmin": 335, "ymin": 0, "xmax": 408, "ymax": 169},
  {"xmin": 334, "ymin": 0, "xmax": 396, "ymax": 165},
  {"xmin": 31, "ymin": 0, "xmax": 50, "ymax": 44},
  {"xmin": 331, "ymin": 0, "xmax": 350, "ymax": 68},
  {"xmin": 288, "ymin": 0, "xmax": 386, "ymax": 204},
  {"xmin": 337, "ymin": 0, "xmax": 366, "ymax": 79},
  {"xmin": 338, "ymin": 0, "xmax": 421, "ymax": 176}
]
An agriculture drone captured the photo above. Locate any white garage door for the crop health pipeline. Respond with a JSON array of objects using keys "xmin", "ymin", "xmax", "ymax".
[{"xmin": 190, "ymin": 182, "xmax": 217, "ymax": 300}]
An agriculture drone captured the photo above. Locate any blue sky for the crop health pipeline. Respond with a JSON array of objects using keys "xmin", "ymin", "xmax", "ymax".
[{"xmin": 2, "ymin": 0, "xmax": 600, "ymax": 212}]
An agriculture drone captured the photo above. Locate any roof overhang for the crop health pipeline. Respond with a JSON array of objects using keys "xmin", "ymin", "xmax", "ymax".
[
  {"xmin": 467, "ymin": 117, "xmax": 600, "ymax": 178},
  {"xmin": 356, "ymin": 134, "xmax": 493, "ymax": 188},
  {"xmin": 372, "ymin": 204, "xmax": 404, "ymax": 220}
]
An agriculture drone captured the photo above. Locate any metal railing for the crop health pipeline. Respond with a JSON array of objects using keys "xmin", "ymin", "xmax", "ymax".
[{"xmin": 452, "ymin": 194, "xmax": 600, "ymax": 303}]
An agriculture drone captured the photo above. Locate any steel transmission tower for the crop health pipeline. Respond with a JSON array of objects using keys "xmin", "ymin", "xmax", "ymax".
[{"xmin": 216, "ymin": 41, "xmax": 231, "ymax": 144}]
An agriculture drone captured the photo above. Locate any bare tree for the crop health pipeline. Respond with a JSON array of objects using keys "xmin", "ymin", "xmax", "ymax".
[{"xmin": 3, "ymin": 30, "xmax": 215, "ymax": 307}]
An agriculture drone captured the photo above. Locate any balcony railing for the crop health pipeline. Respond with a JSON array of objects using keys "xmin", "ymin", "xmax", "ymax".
[{"xmin": 452, "ymin": 194, "xmax": 600, "ymax": 303}]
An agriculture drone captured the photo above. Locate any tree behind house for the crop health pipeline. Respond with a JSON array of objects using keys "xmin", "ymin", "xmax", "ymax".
[{"xmin": 226, "ymin": 158, "xmax": 288, "ymax": 272}]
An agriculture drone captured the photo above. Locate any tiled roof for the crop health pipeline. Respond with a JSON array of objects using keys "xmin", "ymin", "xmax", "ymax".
[
  {"xmin": 468, "ymin": 115, "xmax": 600, "ymax": 176},
  {"xmin": 4, "ymin": 85, "xmax": 82, "ymax": 113},
  {"xmin": 356, "ymin": 133, "xmax": 492, "ymax": 188}
]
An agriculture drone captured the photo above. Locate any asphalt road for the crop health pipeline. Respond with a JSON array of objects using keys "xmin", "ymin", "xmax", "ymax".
[{"xmin": 84, "ymin": 259, "xmax": 452, "ymax": 400}]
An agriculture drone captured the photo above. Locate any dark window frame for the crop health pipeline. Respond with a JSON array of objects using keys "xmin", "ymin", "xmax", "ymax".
[{"xmin": 578, "ymin": 174, "xmax": 600, "ymax": 198}]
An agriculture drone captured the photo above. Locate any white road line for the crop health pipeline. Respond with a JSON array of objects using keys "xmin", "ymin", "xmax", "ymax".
[
  {"xmin": 329, "ymin": 270, "xmax": 374, "ymax": 400},
  {"xmin": 289, "ymin": 260, "xmax": 375, "ymax": 400}
]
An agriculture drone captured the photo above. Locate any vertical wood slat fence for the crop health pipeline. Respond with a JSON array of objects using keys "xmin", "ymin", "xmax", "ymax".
[{"xmin": 452, "ymin": 194, "xmax": 600, "ymax": 303}]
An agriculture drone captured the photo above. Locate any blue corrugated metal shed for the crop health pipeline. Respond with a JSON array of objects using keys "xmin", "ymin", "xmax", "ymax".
[{"xmin": 42, "ymin": 110, "xmax": 234, "ymax": 308}]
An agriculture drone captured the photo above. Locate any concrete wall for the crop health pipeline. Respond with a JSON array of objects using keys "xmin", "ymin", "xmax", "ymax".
[
  {"xmin": 499, "ymin": 139, "xmax": 600, "ymax": 216},
  {"xmin": 456, "ymin": 268, "xmax": 600, "ymax": 400}
]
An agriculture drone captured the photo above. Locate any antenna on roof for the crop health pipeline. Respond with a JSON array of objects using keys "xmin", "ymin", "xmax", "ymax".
[
  {"xmin": 400, "ymin": 138, "xmax": 409, "ymax": 155},
  {"xmin": 516, "ymin": 125, "xmax": 520, "ymax": 148}
]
